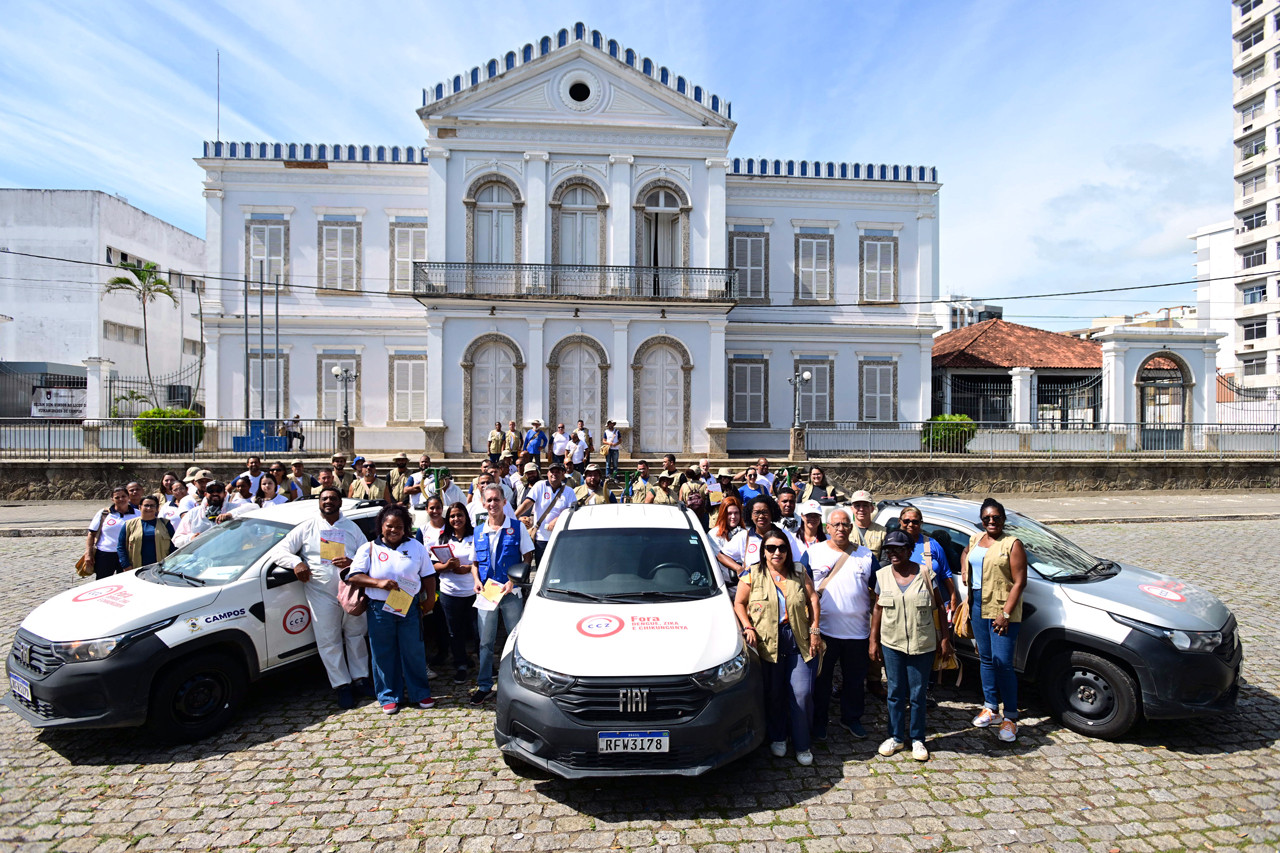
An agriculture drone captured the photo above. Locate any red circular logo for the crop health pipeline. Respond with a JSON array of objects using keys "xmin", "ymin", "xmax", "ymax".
[
  {"xmin": 74, "ymin": 585, "xmax": 122, "ymax": 602},
  {"xmin": 283, "ymin": 605, "xmax": 312, "ymax": 634},
  {"xmin": 377, "ymin": 551, "xmax": 390, "ymax": 562},
  {"xmin": 104, "ymin": 518, "xmax": 117, "ymax": 527},
  {"xmin": 1138, "ymin": 584, "xmax": 1186, "ymax": 603},
  {"xmin": 577, "ymin": 614, "xmax": 624, "ymax": 638}
]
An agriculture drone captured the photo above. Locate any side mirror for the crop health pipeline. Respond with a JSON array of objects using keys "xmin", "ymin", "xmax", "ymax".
[
  {"xmin": 508, "ymin": 562, "xmax": 530, "ymax": 585},
  {"xmin": 266, "ymin": 566, "xmax": 298, "ymax": 589}
]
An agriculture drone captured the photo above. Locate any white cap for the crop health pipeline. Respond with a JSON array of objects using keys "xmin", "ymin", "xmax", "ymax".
[{"xmin": 798, "ymin": 500, "xmax": 823, "ymax": 517}]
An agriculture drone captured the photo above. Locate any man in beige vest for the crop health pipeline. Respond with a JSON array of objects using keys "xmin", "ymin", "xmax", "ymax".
[
  {"xmin": 349, "ymin": 461, "xmax": 392, "ymax": 502},
  {"xmin": 574, "ymin": 464, "xmax": 616, "ymax": 505},
  {"xmin": 387, "ymin": 452, "xmax": 413, "ymax": 505}
]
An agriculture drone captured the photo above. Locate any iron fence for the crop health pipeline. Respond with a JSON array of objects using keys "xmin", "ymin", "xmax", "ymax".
[
  {"xmin": 1217, "ymin": 372, "xmax": 1280, "ymax": 425},
  {"xmin": 106, "ymin": 360, "xmax": 205, "ymax": 417},
  {"xmin": 0, "ymin": 417, "xmax": 338, "ymax": 460},
  {"xmin": 806, "ymin": 421, "xmax": 1280, "ymax": 460},
  {"xmin": 413, "ymin": 262, "xmax": 738, "ymax": 302},
  {"xmin": 0, "ymin": 365, "xmax": 86, "ymax": 419}
]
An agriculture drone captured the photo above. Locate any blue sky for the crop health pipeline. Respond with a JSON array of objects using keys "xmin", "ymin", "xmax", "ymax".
[{"xmin": 0, "ymin": 0, "xmax": 1230, "ymax": 329}]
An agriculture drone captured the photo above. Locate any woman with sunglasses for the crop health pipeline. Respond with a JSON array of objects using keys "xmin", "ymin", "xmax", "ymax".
[
  {"xmin": 733, "ymin": 529, "xmax": 822, "ymax": 766},
  {"xmin": 432, "ymin": 502, "xmax": 478, "ymax": 684},
  {"xmin": 869, "ymin": 530, "xmax": 952, "ymax": 761},
  {"xmin": 959, "ymin": 498, "xmax": 1028, "ymax": 743}
]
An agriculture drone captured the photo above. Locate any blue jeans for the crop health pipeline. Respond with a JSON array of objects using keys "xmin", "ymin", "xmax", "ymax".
[
  {"xmin": 476, "ymin": 592, "xmax": 524, "ymax": 692},
  {"xmin": 366, "ymin": 594, "xmax": 432, "ymax": 705},
  {"xmin": 605, "ymin": 448, "xmax": 619, "ymax": 478},
  {"xmin": 438, "ymin": 592, "xmax": 477, "ymax": 667},
  {"xmin": 813, "ymin": 635, "xmax": 868, "ymax": 735},
  {"xmin": 882, "ymin": 646, "xmax": 933, "ymax": 743},
  {"xmin": 972, "ymin": 606, "xmax": 1020, "ymax": 720},
  {"xmin": 762, "ymin": 623, "xmax": 818, "ymax": 752}
]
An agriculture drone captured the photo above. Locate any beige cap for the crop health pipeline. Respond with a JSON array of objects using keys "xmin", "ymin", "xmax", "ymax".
[
  {"xmin": 850, "ymin": 489, "xmax": 875, "ymax": 504},
  {"xmin": 185, "ymin": 469, "xmax": 213, "ymax": 483},
  {"xmin": 184, "ymin": 465, "xmax": 202, "ymax": 479},
  {"xmin": 523, "ymin": 462, "xmax": 540, "ymax": 474},
  {"xmin": 290, "ymin": 459, "xmax": 305, "ymax": 466},
  {"xmin": 717, "ymin": 467, "xmax": 735, "ymax": 478},
  {"xmin": 392, "ymin": 452, "xmax": 409, "ymax": 461}
]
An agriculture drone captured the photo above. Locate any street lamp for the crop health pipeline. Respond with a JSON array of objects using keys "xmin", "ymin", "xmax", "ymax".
[
  {"xmin": 330, "ymin": 364, "xmax": 358, "ymax": 429},
  {"xmin": 788, "ymin": 368, "xmax": 812, "ymax": 429}
]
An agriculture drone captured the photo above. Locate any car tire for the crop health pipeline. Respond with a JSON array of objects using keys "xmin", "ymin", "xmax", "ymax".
[
  {"xmin": 146, "ymin": 653, "xmax": 247, "ymax": 743},
  {"xmin": 503, "ymin": 753, "xmax": 551, "ymax": 780},
  {"xmin": 1042, "ymin": 650, "xmax": 1139, "ymax": 740}
]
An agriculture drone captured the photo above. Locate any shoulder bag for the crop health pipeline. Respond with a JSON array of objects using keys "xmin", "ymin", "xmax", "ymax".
[{"xmin": 337, "ymin": 567, "xmax": 367, "ymax": 616}]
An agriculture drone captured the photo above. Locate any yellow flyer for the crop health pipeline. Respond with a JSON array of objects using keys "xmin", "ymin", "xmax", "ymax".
[
  {"xmin": 319, "ymin": 533, "xmax": 346, "ymax": 565},
  {"xmin": 481, "ymin": 578, "xmax": 506, "ymax": 604},
  {"xmin": 382, "ymin": 588, "xmax": 414, "ymax": 617}
]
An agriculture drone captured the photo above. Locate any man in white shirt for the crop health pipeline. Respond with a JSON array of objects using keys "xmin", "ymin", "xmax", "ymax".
[
  {"xmin": 172, "ymin": 481, "xmax": 228, "ymax": 548},
  {"xmin": 735, "ymin": 456, "xmax": 777, "ymax": 492},
  {"xmin": 602, "ymin": 419, "xmax": 621, "ymax": 479},
  {"xmin": 435, "ymin": 468, "xmax": 467, "ymax": 509},
  {"xmin": 404, "ymin": 454, "xmax": 435, "ymax": 529},
  {"xmin": 805, "ymin": 507, "xmax": 878, "ymax": 741},
  {"xmin": 178, "ymin": 470, "xmax": 211, "ymax": 514},
  {"xmin": 572, "ymin": 419, "xmax": 592, "ymax": 466},
  {"xmin": 514, "ymin": 460, "xmax": 576, "ymax": 565},
  {"xmin": 237, "ymin": 456, "xmax": 266, "ymax": 494},
  {"xmin": 266, "ymin": 487, "xmax": 371, "ymax": 709},
  {"xmin": 550, "ymin": 423, "xmax": 571, "ymax": 465}
]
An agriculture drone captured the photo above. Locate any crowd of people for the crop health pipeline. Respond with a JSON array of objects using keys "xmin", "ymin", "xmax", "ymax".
[{"xmin": 82, "ymin": 434, "xmax": 1026, "ymax": 756}]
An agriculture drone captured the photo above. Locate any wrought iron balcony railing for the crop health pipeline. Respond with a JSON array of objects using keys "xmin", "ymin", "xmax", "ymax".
[{"xmin": 412, "ymin": 262, "xmax": 738, "ymax": 303}]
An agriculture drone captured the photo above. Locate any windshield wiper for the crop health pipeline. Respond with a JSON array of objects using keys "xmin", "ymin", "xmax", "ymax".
[
  {"xmin": 601, "ymin": 589, "xmax": 710, "ymax": 600},
  {"xmin": 156, "ymin": 565, "xmax": 206, "ymax": 586},
  {"xmin": 1085, "ymin": 560, "xmax": 1118, "ymax": 577},
  {"xmin": 542, "ymin": 587, "xmax": 605, "ymax": 601}
]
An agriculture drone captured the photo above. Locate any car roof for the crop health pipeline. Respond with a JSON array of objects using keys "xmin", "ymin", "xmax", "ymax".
[
  {"xmin": 239, "ymin": 498, "xmax": 381, "ymax": 524},
  {"xmin": 879, "ymin": 495, "xmax": 1027, "ymax": 527},
  {"xmin": 562, "ymin": 503, "xmax": 695, "ymax": 531}
]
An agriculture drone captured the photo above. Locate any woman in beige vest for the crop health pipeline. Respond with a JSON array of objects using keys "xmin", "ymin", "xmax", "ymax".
[
  {"xmin": 116, "ymin": 495, "xmax": 175, "ymax": 572},
  {"xmin": 733, "ymin": 529, "xmax": 822, "ymax": 766},
  {"xmin": 959, "ymin": 498, "xmax": 1028, "ymax": 744},
  {"xmin": 869, "ymin": 530, "xmax": 952, "ymax": 761}
]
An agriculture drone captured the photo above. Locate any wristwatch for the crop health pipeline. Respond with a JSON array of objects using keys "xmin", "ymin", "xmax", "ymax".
[{"xmin": 1002, "ymin": 611, "xmax": 1011, "ymax": 619}]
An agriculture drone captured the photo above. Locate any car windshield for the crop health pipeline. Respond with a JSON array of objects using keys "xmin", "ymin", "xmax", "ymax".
[
  {"xmin": 153, "ymin": 518, "xmax": 293, "ymax": 585},
  {"xmin": 539, "ymin": 528, "xmax": 718, "ymax": 601},
  {"xmin": 1004, "ymin": 515, "xmax": 1101, "ymax": 580}
]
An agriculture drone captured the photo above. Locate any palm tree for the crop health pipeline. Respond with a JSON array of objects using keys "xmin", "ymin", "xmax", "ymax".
[{"xmin": 105, "ymin": 261, "xmax": 177, "ymax": 408}]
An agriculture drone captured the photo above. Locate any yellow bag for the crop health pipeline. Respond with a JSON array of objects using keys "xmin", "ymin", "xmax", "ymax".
[
  {"xmin": 75, "ymin": 553, "xmax": 94, "ymax": 578},
  {"xmin": 953, "ymin": 599, "xmax": 974, "ymax": 640}
]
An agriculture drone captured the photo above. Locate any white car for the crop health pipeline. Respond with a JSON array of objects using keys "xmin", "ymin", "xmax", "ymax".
[
  {"xmin": 3, "ymin": 499, "xmax": 384, "ymax": 742},
  {"xmin": 495, "ymin": 503, "xmax": 765, "ymax": 778}
]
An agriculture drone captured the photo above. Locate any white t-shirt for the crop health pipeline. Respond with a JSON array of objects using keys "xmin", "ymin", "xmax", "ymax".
[
  {"xmin": 160, "ymin": 500, "xmax": 186, "ymax": 525},
  {"xmin": 432, "ymin": 535, "xmax": 475, "ymax": 598},
  {"xmin": 758, "ymin": 471, "xmax": 777, "ymax": 491},
  {"xmin": 349, "ymin": 537, "xmax": 435, "ymax": 603},
  {"xmin": 603, "ymin": 428, "xmax": 620, "ymax": 449},
  {"xmin": 721, "ymin": 527, "xmax": 803, "ymax": 575},
  {"xmin": 551, "ymin": 431, "xmax": 571, "ymax": 455},
  {"xmin": 808, "ymin": 542, "xmax": 877, "ymax": 640},
  {"xmin": 569, "ymin": 439, "xmax": 587, "ymax": 465},
  {"xmin": 178, "ymin": 493, "xmax": 200, "ymax": 514},
  {"xmin": 525, "ymin": 480, "xmax": 577, "ymax": 542},
  {"xmin": 90, "ymin": 507, "xmax": 140, "ymax": 553},
  {"xmin": 407, "ymin": 470, "xmax": 437, "ymax": 508},
  {"xmin": 476, "ymin": 514, "xmax": 534, "ymax": 602},
  {"xmin": 238, "ymin": 471, "xmax": 266, "ymax": 494}
]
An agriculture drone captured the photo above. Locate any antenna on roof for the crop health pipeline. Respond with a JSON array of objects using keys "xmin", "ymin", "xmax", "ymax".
[{"xmin": 216, "ymin": 49, "xmax": 221, "ymax": 143}]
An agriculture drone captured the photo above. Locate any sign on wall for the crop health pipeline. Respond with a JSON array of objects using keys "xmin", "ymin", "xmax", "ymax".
[{"xmin": 31, "ymin": 387, "xmax": 87, "ymax": 418}]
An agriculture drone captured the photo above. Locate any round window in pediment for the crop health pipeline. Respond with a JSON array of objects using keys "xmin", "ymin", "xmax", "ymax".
[
  {"xmin": 569, "ymin": 82, "xmax": 591, "ymax": 102},
  {"xmin": 559, "ymin": 69, "xmax": 603, "ymax": 111}
]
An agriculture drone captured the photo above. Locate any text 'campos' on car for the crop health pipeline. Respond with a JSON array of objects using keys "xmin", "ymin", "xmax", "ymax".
[
  {"xmin": 872, "ymin": 495, "xmax": 1242, "ymax": 740},
  {"xmin": 495, "ymin": 502, "xmax": 765, "ymax": 779},
  {"xmin": 4, "ymin": 499, "xmax": 385, "ymax": 742}
]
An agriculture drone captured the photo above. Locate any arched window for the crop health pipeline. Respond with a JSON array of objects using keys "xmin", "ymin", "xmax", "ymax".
[
  {"xmin": 645, "ymin": 189, "xmax": 681, "ymax": 210},
  {"xmin": 559, "ymin": 186, "xmax": 600, "ymax": 266},
  {"xmin": 474, "ymin": 184, "xmax": 515, "ymax": 263}
]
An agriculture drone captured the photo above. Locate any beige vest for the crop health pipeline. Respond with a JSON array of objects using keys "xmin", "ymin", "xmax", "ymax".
[
  {"xmin": 124, "ymin": 517, "xmax": 173, "ymax": 569},
  {"xmin": 388, "ymin": 469, "xmax": 411, "ymax": 503},
  {"xmin": 745, "ymin": 563, "xmax": 815, "ymax": 663},
  {"xmin": 350, "ymin": 477, "xmax": 387, "ymax": 500},
  {"xmin": 574, "ymin": 484, "xmax": 612, "ymax": 505},
  {"xmin": 875, "ymin": 565, "xmax": 938, "ymax": 655},
  {"xmin": 650, "ymin": 485, "xmax": 680, "ymax": 505},
  {"xmin": 967, "ymin": 531, "xmax": 1024, "ymax": 621},
  {"xmin": 852, "ymin": 522, "xmax": 887, "ymax": 561}
]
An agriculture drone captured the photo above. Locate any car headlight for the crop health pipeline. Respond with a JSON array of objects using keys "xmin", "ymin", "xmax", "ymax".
[
  {"xmin": 1111, "ymin": 613, "xmax": 1224, "ymax": 653},
  {"xmin": 690, "ymin": 645, "xmax": 749, "ymax": 692},
  {"xmin": 511, "ymin": 643, "xmax": 575, "ymax": 695},
  {"xmin": 50, "ymin": 618, "xmax": 175, "ymax": 663}
]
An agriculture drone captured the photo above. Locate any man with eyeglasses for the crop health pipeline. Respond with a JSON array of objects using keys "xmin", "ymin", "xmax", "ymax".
[{"xmin": 807, "ymin": 508, "xmax": 879, "ymax": 741}]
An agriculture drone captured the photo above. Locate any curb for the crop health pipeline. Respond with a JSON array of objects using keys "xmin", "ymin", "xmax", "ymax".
[{"xmin": 0, "ymin": 529, "xmax": 85, "ymax": 538}]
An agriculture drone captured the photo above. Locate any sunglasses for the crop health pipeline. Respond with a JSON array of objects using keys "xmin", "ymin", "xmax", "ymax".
[
  {"xmin": 982, "ymin": 515, "xmax": 1005, "ymax": 523},
  {"xmin": 901, "ymin": 518, "xmax": 922, "ymax": 526},
  {"xmin": 763, "ymin": 543, "xmax": 787, "ymax": 553}
]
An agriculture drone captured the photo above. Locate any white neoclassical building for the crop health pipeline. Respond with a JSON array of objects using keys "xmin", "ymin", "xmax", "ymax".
[{"xmin": 197, "ymin": 23, "xmax": 941, "ymax": 456}]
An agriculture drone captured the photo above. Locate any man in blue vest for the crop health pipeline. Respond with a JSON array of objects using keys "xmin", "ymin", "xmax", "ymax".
[{"xmin": 469, "ymin": 483, "xmax": 534, "ymax": 705}]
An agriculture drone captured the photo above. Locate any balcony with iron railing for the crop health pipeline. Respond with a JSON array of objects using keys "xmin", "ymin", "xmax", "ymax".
[{"xmin": 412, "ymin": 262, "xmax": 738, "ymax": 304}]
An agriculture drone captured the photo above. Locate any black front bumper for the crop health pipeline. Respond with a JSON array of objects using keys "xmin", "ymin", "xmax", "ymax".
[
  {"xmin": 3, "ymin": 629, "xmax": 167, "ymax": 729},
  {"xmin": 494, "ymin": 653, "xmax": 765, "ymax": 778},
  {"xmin": 1122, "ymin": 629, "xmax": 1243, "ymax": 721}
]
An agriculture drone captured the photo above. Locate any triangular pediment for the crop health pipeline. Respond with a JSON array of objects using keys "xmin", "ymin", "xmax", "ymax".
[{"xmin": 420, "ymin": 37, "xmax": 734, "ymax": 133}]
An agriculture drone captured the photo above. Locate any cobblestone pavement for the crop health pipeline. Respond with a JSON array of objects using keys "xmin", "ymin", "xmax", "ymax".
[{"xmin": 0, "ymin": 522, "xmax": 1277, "ymax": 853}]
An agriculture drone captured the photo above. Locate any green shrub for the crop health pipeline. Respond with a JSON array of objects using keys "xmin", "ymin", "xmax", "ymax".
[
  {"xmin": 133, "ymin": 408, "xmax": 206, "ymax": 455},
  {"xmin": 922, "ymin": 414, "xmax": 976, "ymax": 453}
]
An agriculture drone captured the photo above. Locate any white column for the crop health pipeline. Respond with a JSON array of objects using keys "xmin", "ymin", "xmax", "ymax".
[
  {"xmin": 611, "ymin": 319, "xmax": 630, "ymax": 428},
  {"xmin": 1010, "ymin": 367, "xmax": 1034, "ymax": 428},
  {"xmin": 527, "ymin": 318, "xmax": 545, "ymax": 423},
  {"xmin": 707, "ymin": 319, "xmax": 727, "ymax": 429},
  {"xmin": 1100, "ymin": 341, "xmax": 1129, "ymax": 424},
  {"xmin": 524, "ymin": 152, "xmax": 549, "ymax": 264},
  {"xmin": 1201, "ymin": 345, "xmax": 1219, "ymax": 424},
  {"xmin": 916, "ymin": 209, "xmax": 938, "ymax": 309},
  {"xmin": 202, "ymin": 187, "xmax": 225, "ymax": 313},
  {"xmin": 705, "ymin": 158, "xmax": 729, "ymax": 268},
  {"xmin": 204, "ymin": 333, "xmax": 221, "ymax": 417},
  {"xmin": 425, "ymin": 316, "xmax": 445, "ymax": 429},
  {"xmin": 82, "ymin": 357, "xmax": 113, "ymax": 419},
  {"xmin": 608, "ymin": 155, "xmax": 634, "ymax": 265},
  {"xmin": 427, "ymin": 147, "xmax": 450, "ymax": 262}
]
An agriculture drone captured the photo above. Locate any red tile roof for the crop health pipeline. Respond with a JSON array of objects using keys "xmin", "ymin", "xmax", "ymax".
[{"xmin": 933, "ymin": 318, "xmax": 1103, "ymax": 369}]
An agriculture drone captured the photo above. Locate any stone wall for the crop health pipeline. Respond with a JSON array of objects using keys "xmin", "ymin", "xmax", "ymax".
[{"xmin": 0, "ymin": 462, "xmax": 257, "ymax": 501}]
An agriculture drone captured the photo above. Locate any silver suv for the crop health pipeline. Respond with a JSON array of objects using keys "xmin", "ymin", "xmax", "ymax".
[{"xmin": 873, "ymin": 496, "xmax": 1242, "ymax": 739}]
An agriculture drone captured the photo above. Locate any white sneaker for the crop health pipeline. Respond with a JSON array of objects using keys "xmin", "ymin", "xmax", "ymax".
[
  {"xmin": 769, "ymin": 741, "xmax": 787, "ymax": 757},
  {"xmin": 972, "ymin": 707, "xmax": 1003, "ymax": 728},
  {"xmin": 877, "ymin": 737, "xmax": 904, "ymax": 757},
  {"xmin": 796, "ymin": 750, "xmax": 813, "ymax": 766},
  {"xmin": 997, "ymin": 720, "xmax": 1018, "ymax": 742},
  {"xmin": 911, "ymin": 740, "xmax": 929, "ymax": 761}
]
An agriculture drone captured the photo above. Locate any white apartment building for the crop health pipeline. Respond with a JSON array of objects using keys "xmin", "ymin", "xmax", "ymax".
[
  {"xmin": 1233, "ymin": 0, "xmax": 1280, "ymax": 388},
  {"xmin": 197, "ymin": 23, "xmax": 942, "ymax": 455},
  {"xmin": 0, "ymin": 190, "xmax": 206, "ymax": 414},
  {"xmin": 1192, "ymin": 220, "xmax": 1239, "ymax": 374}
]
